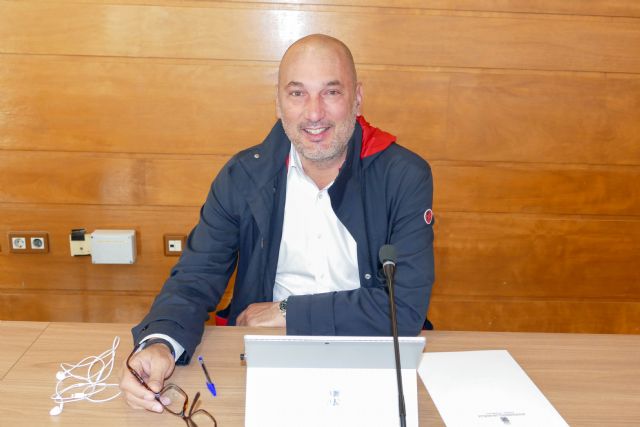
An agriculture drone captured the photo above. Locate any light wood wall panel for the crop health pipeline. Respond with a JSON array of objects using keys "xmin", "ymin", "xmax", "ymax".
[
  {"xmin": 28, "ymin": 0, "xmax": 640, "ymax": 18},
  {"xmin": 27, "ymin": 0, "xmax": 640, "ymax": 19},
  {"xmin": 3, "ymin": 55, "xmax": 639, "ymax": 166},
  {"xmin": 202, "ymin": 0, "xmax": 640, "ymax": 18},
  {"xmin": 435, "ymin": 213, "xmax": 640, "ymax": 299},
  {"xmin": 0, "ymin": 290, "xmax": 156, "ymax": 323},
  {"xmin": 2, "ymin": 153, "xmax": 640, "ymax": 216},
  {"xmin": 2, "ymin": 2, "xmax": 640, "ymax": 73},
  {"xmin": 434, "ymin": 162, "xmax": 640, "ymax": 216},
  {"xmin": 445, "ymin": 73, "xmax": 640, "ymax": 166},
  {"xmin": 0, "ymin": 152, "xmax": 223, "ymax": 206},
  {"xmin": 428, "ymin": 297, "xmax": 640, "ymax": 334},
  {"xmin": 1, "ymin": 0, "xmax": 638, "ymax": 334},
  {"xmin": 0, "ymin": 56, "xmax": 279, "ymax": 155}
]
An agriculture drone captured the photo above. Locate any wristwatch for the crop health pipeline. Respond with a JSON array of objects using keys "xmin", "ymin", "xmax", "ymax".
[{"xmin": 279, "ymin": 298, "xmax": 289, "ymax": 318}]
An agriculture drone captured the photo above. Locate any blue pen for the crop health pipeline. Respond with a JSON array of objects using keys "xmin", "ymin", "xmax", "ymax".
[{"xmin": 198, "ymin": 356, "xmax": 217, "ymax": 397}]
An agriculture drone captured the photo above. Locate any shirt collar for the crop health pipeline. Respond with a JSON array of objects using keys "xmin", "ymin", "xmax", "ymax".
[
  {"xmin": 288, "ymin": 144, "xmax": 335, "ymax": 191},
  {"xmin": 288, "ymin": 143, "xmax": 304, "ymax": 174}
]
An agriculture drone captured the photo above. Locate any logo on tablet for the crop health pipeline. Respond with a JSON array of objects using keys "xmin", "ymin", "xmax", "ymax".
[{"xmin": 328, "ymin": 390, "xmax": 341, "ymax": 406}]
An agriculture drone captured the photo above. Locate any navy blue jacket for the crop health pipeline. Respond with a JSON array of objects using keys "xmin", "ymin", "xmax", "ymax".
[{"xmin": 132, "ymin": 117, "xmax": 435, "ymax": 364}]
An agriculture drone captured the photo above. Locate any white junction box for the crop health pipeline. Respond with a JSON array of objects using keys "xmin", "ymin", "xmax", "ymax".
[{"xmin": 91, "ymin": 230, "xmax": 136, "ymax": 264}]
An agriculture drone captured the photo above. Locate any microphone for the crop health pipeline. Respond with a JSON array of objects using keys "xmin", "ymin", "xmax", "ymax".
[
  {"xmin": 379, "ymin": 245, "xmax": 406, "ymax": 427},
  {"xmin": 380, "ymin": 244, "xmax": 397, "ymax": 280}
]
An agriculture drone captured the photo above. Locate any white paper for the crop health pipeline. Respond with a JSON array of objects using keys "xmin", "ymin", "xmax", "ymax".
[{"xmin": 418, "ymin": 350, "xmax": 568, "ymax": 427}]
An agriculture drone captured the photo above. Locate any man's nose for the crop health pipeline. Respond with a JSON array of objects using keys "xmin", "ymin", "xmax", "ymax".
[{"xmin": 304, "ymin": 95, "xmax": 325, "ymax": 122}]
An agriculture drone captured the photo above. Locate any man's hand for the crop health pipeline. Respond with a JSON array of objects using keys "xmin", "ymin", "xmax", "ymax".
[
  {"xmin": 236, "ymin": 302, "xmax": 286, "ymax": 327},
  {"xmin": 120, "ymin": 343, "xmax": 176, "ymax": 413}
]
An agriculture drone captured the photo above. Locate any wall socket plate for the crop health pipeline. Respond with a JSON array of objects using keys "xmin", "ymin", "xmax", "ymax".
[
  {"xmin": 164, "ymin": 234, "xmax": 187, "ymax": 256},
  {"xmin": 8, "ymin": 231, "xmax": 50, "ymax": 254}
]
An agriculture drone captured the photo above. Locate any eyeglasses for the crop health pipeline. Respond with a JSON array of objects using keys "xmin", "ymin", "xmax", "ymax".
[{"xmin": 127, "ymin": 344, "xmax": 217, "ymax": 427}]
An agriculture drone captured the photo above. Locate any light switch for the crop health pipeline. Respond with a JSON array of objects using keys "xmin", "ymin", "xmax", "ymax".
[{"xmin": 164, "ymin": 234, "xmax": 187, "ymax": 256}]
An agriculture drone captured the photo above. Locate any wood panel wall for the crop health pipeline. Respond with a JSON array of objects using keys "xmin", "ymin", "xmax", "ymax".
[{"xmin": 1, "ymin": 0, "xmax": 638, "ymax": 333}]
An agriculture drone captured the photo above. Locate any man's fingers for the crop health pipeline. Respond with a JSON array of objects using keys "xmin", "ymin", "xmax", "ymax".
[
  {"xmin": 120, "ymin": 365, "xmax": 155, "ymax": 401},
  {"xmin": 120, "ymin": 370, "xmax": 162, "ymax": 412},
  {"xmin": 125, "ymin": 391, "xmax": 164, "ymax": 413},
  {"xmin": 236, "ymin": 309, "xmax": 248, "ymax": 326},
  {"xmin": 237, "ymin": 306, "xmax": 257, "ymax": 326},
  {"xmin": 236, "ymin": 302, "xmax": 285, "ymax": 327},
  {"xmin": 145, "ymin": 347, "xmax": 175, "ymax": 392},
  {"xmin": 146, "ymin": 379, "xmax": 164, "ymax": 394},
  {"xmin": 120, "ymin": 344, "xmax": 175, "ymax": 412}
]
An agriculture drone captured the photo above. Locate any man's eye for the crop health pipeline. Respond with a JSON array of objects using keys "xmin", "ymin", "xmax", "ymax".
[
  {"xmin": 290, "ymin": 91, "xmax": 303, "ymax": 97},
  {"xmin": 327, "ymin": 90, "xmax": 340, "ymax": 96}
]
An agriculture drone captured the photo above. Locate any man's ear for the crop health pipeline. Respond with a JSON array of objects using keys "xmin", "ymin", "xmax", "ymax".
[
  {"xmin": 355, "ymin": 82, "xmax": 363, "ymax": 115},
  {"xmin": 275, "ymin": 84, "xmax": 282, "ymax": 119}
]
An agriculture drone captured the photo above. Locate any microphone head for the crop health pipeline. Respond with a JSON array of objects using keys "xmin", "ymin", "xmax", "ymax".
[
  {"xmin": 56, "ymin": 371, "xmax": 67, "ymax": 381},
  {"xmin": 379, "ymin": 245, "xmax": 397, "ymax": 264}
]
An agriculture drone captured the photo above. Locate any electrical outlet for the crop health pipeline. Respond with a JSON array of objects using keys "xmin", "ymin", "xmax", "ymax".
[
  {"xmin": 8, "ymin": 232, "xmax": 50, "ymax": 254},
  {"xmin": 30, "ymin": 236, "xmax": 46, "ymax": 250},
  {"xmin": 164, "ymin": 234, "xmax": 187, "ymax": 256},
  {"xmin": 11, "ymin": 236, "xmax": 27, "ymax": 251}
]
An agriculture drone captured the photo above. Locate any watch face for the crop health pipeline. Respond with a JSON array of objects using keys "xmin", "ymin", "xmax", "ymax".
[{"xmin": 279, "ymin": 299, "xmax": 288, "ymax": 316}]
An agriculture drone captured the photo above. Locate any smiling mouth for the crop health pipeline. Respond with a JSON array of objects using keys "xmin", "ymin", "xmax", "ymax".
[{"xmin": 303, "ymin": 127, "xmax": 330, "ymax": 135}]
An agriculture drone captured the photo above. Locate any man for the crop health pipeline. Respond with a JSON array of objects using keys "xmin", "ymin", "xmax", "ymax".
[{"xmin": 121, "ymin": 34, "xmax": 435, "ymax": 412}]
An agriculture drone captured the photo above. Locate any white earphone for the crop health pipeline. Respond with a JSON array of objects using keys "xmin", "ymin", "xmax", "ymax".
[
  {"xmin": 50, "ymin": 336, "xmax": 122, "ymax": 416},
  {"xmin": 49, "ymin": 403, "xmax": 63, "ymax": 416}
]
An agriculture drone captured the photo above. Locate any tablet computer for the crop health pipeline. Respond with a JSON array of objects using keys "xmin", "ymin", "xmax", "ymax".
[{"xmin": 243, "ymin": 335, "xmax": 425, "ymax": 427}]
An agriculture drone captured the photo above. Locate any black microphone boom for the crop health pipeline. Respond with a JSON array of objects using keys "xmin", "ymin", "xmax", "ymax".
[{"xmin": 379, "ymin": 245, "xmax": 406, "ymax": 427}]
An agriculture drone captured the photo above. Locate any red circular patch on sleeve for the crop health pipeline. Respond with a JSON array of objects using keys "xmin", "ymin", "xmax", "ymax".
[{"xmin": 424, "ymin": 209, "xmax": 433, "ymax": 225}]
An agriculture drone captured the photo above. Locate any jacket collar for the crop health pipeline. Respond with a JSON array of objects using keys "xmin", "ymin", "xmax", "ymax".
[
  {"xmin": 235, "ymin": 119, "xmax": 291, "ymax": 188},
  {"xmin": 228, "ymin": 116, "xmax": 395, "ymax": 239},
  {"xmin": 357, "ymin": 115, "xmax": 396, "ymax": 160}
]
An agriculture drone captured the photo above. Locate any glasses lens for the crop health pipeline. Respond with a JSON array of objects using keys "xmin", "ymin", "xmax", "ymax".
[
  {"xmin": 189, "ymin": 410, "xmax": 217, "ymax": 427},
  {"xmin": 159, "ymin": 385, "xmax": 187, "ymax": 415}
]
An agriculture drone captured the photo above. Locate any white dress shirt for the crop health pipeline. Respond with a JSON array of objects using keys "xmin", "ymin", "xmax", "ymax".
[{"xmin": 272, "ymin": 144, "xmax": 360, "ymax": 301}]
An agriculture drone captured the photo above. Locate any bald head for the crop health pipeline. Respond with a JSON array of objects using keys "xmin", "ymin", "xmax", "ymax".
[
  {"xmin": 275, "ymin": 34, "xmax": 363, "ymax": 168},
  {"xmin": 278, "ymin": 34, "xmax": 358, "ymax": 89}
]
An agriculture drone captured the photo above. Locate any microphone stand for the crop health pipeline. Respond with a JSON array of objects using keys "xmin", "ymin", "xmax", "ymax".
[{"xmin": 383, "ymin": 262, "xmax": 406, "ymax": 427}]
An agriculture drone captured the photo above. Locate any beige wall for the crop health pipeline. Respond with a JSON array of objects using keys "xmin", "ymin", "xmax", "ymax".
[{"xmin": 1, "ymin": 0, "xmax": 639, "ymax": 333}]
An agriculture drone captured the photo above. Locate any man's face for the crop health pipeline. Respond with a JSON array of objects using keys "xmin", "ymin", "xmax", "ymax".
[{"xmin": 277, "ymin": 45, "xmax": 362, "ymax": 164}]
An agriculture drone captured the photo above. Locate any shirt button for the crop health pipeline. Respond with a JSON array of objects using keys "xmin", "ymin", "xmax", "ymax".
[
  {"xmin": 317, "ymin": 193, "xmax": 323, "ymax": 199},
  {"xmin": 364, "ymin": 273, "xmax": 372, "ymax": 280},
  {"xmin": 253, "ymin": 153, "xmax": 260, "ymax": 159}
]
